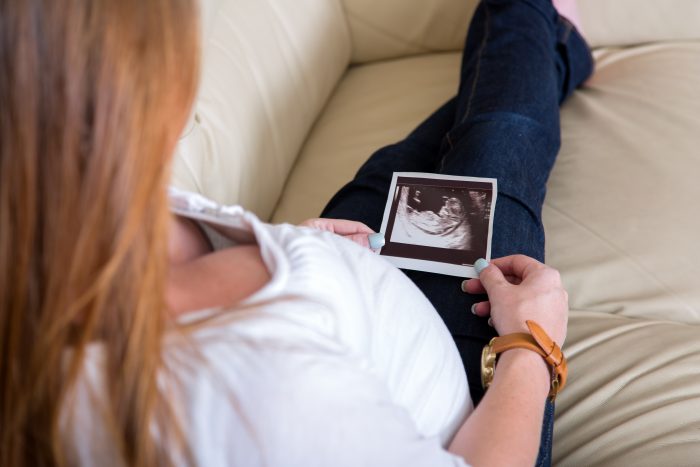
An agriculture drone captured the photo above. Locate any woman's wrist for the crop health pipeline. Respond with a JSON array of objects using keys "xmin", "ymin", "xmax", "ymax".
[{"xmin": 495, "ymin": 349, "xmax": 552, "ymax": 397}]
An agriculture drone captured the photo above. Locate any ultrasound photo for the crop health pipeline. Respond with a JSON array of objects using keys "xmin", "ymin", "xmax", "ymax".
[{"xmin": 378, "ymin": 173, "xmax": 497, "ymax": 278}]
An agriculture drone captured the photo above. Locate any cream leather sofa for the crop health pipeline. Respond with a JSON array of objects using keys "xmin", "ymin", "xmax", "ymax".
[{"xmin": 173, "ymin": 1, "xmax": 700, "ymax": 465}]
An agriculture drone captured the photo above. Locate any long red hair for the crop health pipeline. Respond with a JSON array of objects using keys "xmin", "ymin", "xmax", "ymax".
[{"xmin": 0, "ymin": 0, "xmax": 200, "ymax": 465}]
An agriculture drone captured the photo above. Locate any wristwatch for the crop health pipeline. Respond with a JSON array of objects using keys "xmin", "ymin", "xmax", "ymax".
[{"xmin": 481, "ymin": 320, "xmax": 567, "ymax": 399}]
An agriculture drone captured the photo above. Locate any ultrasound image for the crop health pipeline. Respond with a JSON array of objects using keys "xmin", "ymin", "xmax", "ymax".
[{"xmin": 391, "ymin": 185, "xmax": 488, "ymax": 250}]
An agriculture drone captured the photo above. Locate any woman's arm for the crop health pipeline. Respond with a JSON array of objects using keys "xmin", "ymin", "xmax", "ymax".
[
  {"xmin": 450, "ymin": 255, "xmax": 569, "ymax": 466},
  {"xmin": 167, "ymin": 215, "xmax": 270, "ymax": 315},
  {"xmin": 166, "ymin": 215, "xmax": 384, "ymax": 315},
  {"xmin": 167, "ymin": 245, "xmax": 271, "ymax": 315},
  {"xmin": 168, "ymin": 215, "xmax": 212, "ymax": 265},
  {"xmin": 448, "ymin": 350, "xmax": 550, "ymax": 465}
]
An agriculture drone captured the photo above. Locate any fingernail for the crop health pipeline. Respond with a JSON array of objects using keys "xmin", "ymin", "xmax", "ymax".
[
  {"xmin": 474, "ymin": 258, "xmax": 489, "ymax": 276},
  {"xmin": 470, "ymin": 303, "xmax": 477, "ymax": 315},
  {"xmin": 368, "ymin": 233, "xmax": 385, "ymax": 250},
  {"xmin": 487, "ymin": 317, "xmax": 493, "ymax": 327},
  {"xmin": 461, "ymin": 280, "xmax": 469, "ymax": 293}
]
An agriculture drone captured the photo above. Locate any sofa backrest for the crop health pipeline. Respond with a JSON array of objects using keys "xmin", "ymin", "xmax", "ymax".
[
  {"xmin": 580, "ymin": 0, "xmax": 700, "ymax": 48},
  {"xmin": 340, "ymin": 0, "xmax": 478, "ymax": 64},
  {"xmin": 342, "ymin": 0, "xmax": 700, "ymax": 64},
  {"xmin": 172, "ymin": 0, "xmax": 351, "ymax": 219}
]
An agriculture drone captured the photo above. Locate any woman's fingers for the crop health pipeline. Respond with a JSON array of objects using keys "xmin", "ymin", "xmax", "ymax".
[
  {"xmin": 490, "ymin": 254, "xmax": 546, "ymax": 280},
  {"xmin": 300, "ymin": 218, "xmax": 374, "ymax": 235},
  {"xmin": 461, "ymin": 256, "xmax": 568, "ymax": 343},
  {"xmin": 470, "ymin": 300, "xmax": 491, "ymax": 317},
  {"xmin": 477, "ymin": 263, "xmax": 511, "ymax": 291},
  {"xmin": 461, "ymin": 274, "xmax": 521, "ymax": 294},
  {"xmin": 300, "ymin": 218, "xmax": 383, "ymax": 249},
  {"xmin": 480, "ymin": 256, "xmax": 568, "ymax": 343},
  {"xmin": 343, "ymin": 233, "xmax": 370, "ymax": 248},
  {"xmin": 461, "ymin": 278, "xmax": 486, "ymax": 294}
]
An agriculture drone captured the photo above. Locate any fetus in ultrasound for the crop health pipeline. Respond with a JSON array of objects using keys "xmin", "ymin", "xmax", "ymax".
[{"xmin": 391, "ymin": 186, "xmax": 472, "ymax": 250}]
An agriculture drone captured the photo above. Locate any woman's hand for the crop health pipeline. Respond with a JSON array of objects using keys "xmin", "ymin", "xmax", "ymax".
[
  {"xmin": 451, "ymin": 255, "xmax": 568, "ymax": 465},
  {"xmin": 462, "ymin": 255, "xmax": 568, "ymax": 345},
  {"xmin": 299, "ymin": 218, "xmax": 384, "ymax": 250}
]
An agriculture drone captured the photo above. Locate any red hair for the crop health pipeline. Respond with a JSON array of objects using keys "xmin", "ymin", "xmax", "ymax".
[{"xmin": 0, "ymin": 0, "xmax": 200, "ymax": 465}]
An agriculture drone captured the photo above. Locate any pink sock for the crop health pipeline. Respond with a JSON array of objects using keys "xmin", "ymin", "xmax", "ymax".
[{"xmin": 552, "ymin": 0, "xmax": 584, "ymax": 34}]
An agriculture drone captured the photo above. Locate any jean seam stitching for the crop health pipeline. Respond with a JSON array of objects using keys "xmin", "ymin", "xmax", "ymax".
[
  {"xmin": 439, "ymin": 5, "xmax": 491, "ymax": 172},
  {"xmin": 462, "ymin": 5, "xmax": 491, "ymax": 123}
]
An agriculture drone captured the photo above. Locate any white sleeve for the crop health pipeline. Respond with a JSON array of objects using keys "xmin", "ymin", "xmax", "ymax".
[{"xmin": 197, "ymin": 221, "xmax": 237, "ymax": 251}]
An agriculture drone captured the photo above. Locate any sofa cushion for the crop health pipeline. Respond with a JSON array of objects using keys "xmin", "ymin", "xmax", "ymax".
[
  {"xmin": 172, "ymin": 0, "xmax": 351, "ymax": 219},
  {"xmin": 555, "ymin": 311, "xmax": 700, "ymax": 466},
  {"xmin": 545, "ymin": 42, "xmax": 700, "ymax": 323},
  {"xmin": 271, "ymin": 52, "xmax": 461, "ymax": 223},
  {"xmin": 341, "ymin": 0, "xmax": 700, "ymax": 63}
]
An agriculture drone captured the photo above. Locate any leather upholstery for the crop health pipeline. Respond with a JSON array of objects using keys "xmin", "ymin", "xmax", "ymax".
[
  {"xmin": 272, "ymin": 52, "xmax": 462, "ymax": 222},
  {"xmin": 547, "ymin": 43, "xmax": 700, "ymax": 323},
  {"xmin": 341, "ymin": 0, "xmax": 700, "ymax": 63},
  {"xmin": 172, "ymin": 0, "xmax": 351, "ymax": 220},
  {"xmin": 340, "ymin": 0, "xmax": 478, "ymax": 63},
  {"xmin": 555, "ymin": 312, "xmax": 700, "ymax": 465},
  {"xmin": 579, "ymin": 0, "xmax": 700, "ymax": 48}
]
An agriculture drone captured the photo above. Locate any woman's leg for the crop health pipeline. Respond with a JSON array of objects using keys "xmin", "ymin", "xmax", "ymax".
[
  {"xmin": 411, "ymin": 0, "xmax": 592, "ymax": 395},
  {"xmin": 324, "ymin": 3, "xmax": 591, "ymax": 462},
  {"xmin": 323, "ymin": 0, "xmax": 592, "ymax": 396},
  {"xmin": 399, "ymin": 3, "xmax": 591, "ymax": 465}
]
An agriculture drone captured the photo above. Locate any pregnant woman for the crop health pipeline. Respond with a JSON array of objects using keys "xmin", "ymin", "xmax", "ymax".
[{"xmin": 0, "ymin": 0, "xmax": 591, "ymax": 466}]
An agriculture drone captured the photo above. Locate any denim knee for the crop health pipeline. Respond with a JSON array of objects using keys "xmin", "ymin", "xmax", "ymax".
[{"xmin": 440, "ymin": 111, "xmax": 560, "ymax": 217}]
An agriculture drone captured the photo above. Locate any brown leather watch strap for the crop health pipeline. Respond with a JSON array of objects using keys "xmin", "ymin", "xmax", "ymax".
[
  {"xmin": 526, "ymin": 320, "xmax": 567, "ymax": 390},
  {"xmin": 490, "ymin": 332, "xmax": 541, "ymax": 355},
  {"xmin": 482, "ymin": 320, "xmax": 567, "ymax": 398}
]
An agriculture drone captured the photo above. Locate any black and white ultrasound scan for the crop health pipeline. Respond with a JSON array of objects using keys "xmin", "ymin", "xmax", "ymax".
[{"xmin": 378, "ymin": 173, "xmax": 497, "ymax": 278}]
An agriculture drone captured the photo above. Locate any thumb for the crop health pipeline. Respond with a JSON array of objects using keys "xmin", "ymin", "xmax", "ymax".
[
  {"xmin": 344, "ymin": 232, "xmax": 386, "ymax": 250},
  {"xmin": 478, "ymin": 263, "xmax": 509, "ymax": 291},
  {"xmin": 344, "ymin": 233, "xmax": 370, "ymax": 248}
]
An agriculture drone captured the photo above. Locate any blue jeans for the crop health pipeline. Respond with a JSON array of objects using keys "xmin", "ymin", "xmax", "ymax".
[{"xmin": 322, "ymin": 0, "xmax": 592, "ymax": 464}]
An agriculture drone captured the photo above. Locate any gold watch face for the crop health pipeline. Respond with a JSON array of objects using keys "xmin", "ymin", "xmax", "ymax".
[{"xmin": 481, "ymin": 343, "xmax": 496, "ymax": 390}]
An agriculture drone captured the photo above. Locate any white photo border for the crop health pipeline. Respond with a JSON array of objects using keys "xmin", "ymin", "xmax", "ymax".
[{"xmin": 378, "ymin": 172, "xmax": 497, "ymax": 278}]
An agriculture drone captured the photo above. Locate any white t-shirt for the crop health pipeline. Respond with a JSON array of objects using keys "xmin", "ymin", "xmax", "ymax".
[{"xmin": 65, "ymin": 191, "xmax": 473, "ymax": 466}]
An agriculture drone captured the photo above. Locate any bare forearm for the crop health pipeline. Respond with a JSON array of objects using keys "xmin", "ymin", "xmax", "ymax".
[
  {"xmin": 168, "ymin": 215, "xmax": 212, "ymax": 265},
  {"xmin": 167, "ymin": 246, "xmax": 270, "ymax": 315},
  {"xmin": 448, "ymin": 350, "xmax": 551, "ymax": 466}
]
